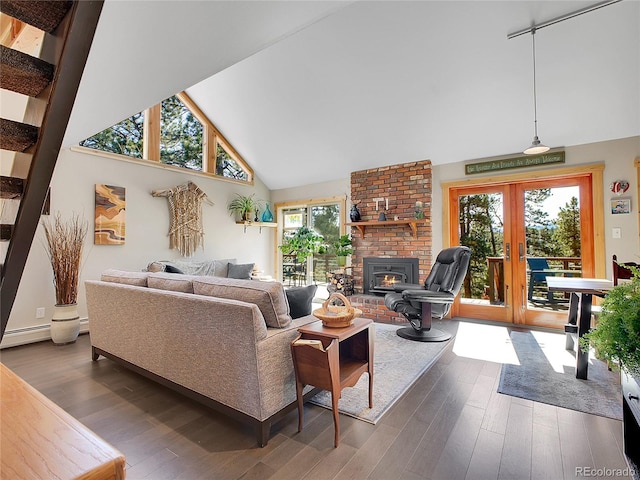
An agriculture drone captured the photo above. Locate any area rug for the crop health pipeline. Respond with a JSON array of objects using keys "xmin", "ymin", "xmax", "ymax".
[
  {"xmin": 309, "ymin": 322, "xmax": 452, "ymax": 424},
  {"xmin": 498, "ymin": 330, "xmax": 622, "ymax": 420}
]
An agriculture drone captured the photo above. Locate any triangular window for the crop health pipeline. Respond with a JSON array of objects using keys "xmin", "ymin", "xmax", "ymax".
[
  {"xmin": 79, "ymin": 92, "xmax": 252, "ymax": 184},
  {"xmin": 80, "ymin": 112, "xmax": 144, "ymax": 159}
]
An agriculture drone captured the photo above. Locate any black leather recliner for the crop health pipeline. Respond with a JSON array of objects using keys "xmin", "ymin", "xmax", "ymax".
[{"xmin": 384, "ymin": 246, "xmax": 471, "ymax": 342}]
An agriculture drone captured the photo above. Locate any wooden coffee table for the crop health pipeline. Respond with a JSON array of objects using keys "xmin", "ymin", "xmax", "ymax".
[{"xmin": 291, "ymin": 317, "xmax": 374, "ymax": 446}]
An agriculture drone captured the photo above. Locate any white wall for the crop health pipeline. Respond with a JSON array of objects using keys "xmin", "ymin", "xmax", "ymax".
[
  {"xmin": 432, "ymin": 136, "xmax": 640, "ymax": 277},
  {"xmin": 2, "ymin": 148, "xmax": 273, "ymax": 347},
  {"xmin": 270, "ymin": 178, "xmax": 350, "ymax": 206}
]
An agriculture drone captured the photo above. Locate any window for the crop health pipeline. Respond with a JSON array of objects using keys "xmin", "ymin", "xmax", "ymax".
[
  {"xmin": 80, "ymin": 112, "xmax": 144, "ymax": 158},
  {"xmin": 160, "ymin": 96, "xmax": 203, "ymax": 170},
  {"xmin": 79, "ymin": 92, "xmax": 253, "ymax": 184}
]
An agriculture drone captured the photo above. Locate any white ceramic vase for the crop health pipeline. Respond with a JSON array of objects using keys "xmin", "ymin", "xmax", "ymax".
[{"xmin": 51, "ymin": 304, "xmax": 80, "ymax": 345}]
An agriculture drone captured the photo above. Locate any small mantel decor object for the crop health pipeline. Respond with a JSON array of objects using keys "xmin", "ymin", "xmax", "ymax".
[
  {"xmin": 313, "ymin": 292, "xmax": 362, "ymax": 328},
  {"xmin": 42, "ymin": 212, "xmax": 88, "ymax": 345},
  {"xmin": 581, "ymin": 265, "xmax": 640, "ymax": 377},
  {"xmin": 415, "ymin": 201, "xmax": 424, "ymax": 219},
  {"xmin": 349, "ymin": 203, "xmax": 361, "ymax": 222}
]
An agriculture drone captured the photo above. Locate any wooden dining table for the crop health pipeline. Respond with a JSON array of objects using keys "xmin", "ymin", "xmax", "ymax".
[{"xmin": 546, "ymin": 277, "xmax": 613, "ymax": 380}]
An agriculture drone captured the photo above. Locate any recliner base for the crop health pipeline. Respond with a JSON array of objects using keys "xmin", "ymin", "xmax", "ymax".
[{"xmin": 396, "ymin": 326, "xmax": 452, "ymax": 342}]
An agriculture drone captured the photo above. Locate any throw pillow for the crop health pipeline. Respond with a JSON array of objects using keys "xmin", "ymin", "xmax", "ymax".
[
  {"xmin": 146, "ymin": 261, "xmax": 166, "ymax": 272},
  {"xmin": 227, "ymin": 263, "xmax": 254, "ymax": 280},
  {"xmin": 164, "ymin": 264, "xmax": 184, "ymax": 274},
  {"xmin": 285, "ymin": 284, "xmax": 318, "ymax": 319}
]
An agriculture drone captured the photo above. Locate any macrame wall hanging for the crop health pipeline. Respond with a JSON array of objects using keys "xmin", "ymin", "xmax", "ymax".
[{"xmin": 151, "ymin": 181, "xmax": 213, "ymax": 257}]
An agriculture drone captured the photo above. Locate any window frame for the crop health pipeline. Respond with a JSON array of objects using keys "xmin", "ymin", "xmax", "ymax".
[{"xmin": 80, "ymin": 91, "xmax": 254, "ymax": 185}]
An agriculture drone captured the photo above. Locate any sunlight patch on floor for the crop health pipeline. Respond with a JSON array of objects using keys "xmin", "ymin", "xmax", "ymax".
[
  {"xmin": 452, "ymin": 321, "xmax": 520, "ymax": 365},
  {"xmin": 531, "ymin": 330, "xmax": 596, "ymax": 374}
]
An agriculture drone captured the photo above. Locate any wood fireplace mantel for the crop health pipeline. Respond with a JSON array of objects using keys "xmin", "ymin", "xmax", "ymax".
[{"xmin": 346, "ymin": 219, "xmax": 428, "ymax": 238}]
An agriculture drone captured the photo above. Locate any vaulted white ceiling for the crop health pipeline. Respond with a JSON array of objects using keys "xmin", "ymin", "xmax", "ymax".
[{"xmin": 65, "ymin": 0, "xmax": 640, "ymax": 190}]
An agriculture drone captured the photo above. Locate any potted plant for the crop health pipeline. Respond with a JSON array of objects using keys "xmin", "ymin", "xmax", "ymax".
[
  {"xmin": 581, "ymin": 265, "xmax": 640, "ymax": 377},
  {"xmin": 279, "ymin": 226, "xmax": 323, "ymax": 264},
  {"xmin": 42, "ymin": 212, "xmax": 88, "ymax": 345},
  {"xmin": 332, "ymin": 234, "xmax": 353, "ymax": 267},
  {"xmin": 228, "ymin": 193, "xmax": 262, "ymax": 222}
]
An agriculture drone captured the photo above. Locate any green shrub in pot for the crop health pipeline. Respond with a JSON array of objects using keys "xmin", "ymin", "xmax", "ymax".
[{"xmin": 581, "ymin": 265, "xmax": 640, "ymax": 376}]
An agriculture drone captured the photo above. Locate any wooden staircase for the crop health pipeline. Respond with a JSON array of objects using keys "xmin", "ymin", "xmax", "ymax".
[{"xmin": 0, "ymin": 0, "xmax": 103, "ymax": 340}]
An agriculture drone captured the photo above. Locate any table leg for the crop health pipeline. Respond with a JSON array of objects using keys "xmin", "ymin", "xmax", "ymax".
[{"xmin": 576, "ymin": 293, "xmax": 592, "ymax": 380}]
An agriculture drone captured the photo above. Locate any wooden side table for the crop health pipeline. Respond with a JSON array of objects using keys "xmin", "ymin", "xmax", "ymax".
[{"xmin": 291, "ymin": 317, "xmax": 374, "ymax": 447}]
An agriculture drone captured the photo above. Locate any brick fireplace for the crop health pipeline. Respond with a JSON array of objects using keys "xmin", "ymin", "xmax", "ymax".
[{"xmin": 348, "ymin": 160, "xmax": 432, "ymax": 323}]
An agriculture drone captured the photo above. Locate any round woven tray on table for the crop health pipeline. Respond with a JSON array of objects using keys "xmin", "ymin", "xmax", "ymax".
[{"xmin": 312, "ymin": 292, "xmax": 362, "ymax": 328}]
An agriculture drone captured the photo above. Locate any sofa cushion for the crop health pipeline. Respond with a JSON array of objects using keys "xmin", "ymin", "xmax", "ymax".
[
  {"xmin": 162, "ymin": 259, "xmax": 236, "ymax": 277},
  {"xmin": 101, "ymin": 269, "xmax": 150, "ymax": 286},
  {"xmin": 285, "ymin": 284, "xmax": 317, "ymax": 319},
  {"xmin": 228, "ymin": 263, "xmax": 254, "ymax": 280},
  {"xmin": 148, "ymin": 272, "xmax": 195, "ymax": 293},
  {"xmin": 193, "ymin": 277, "xmax": 292, "ymax": 328}
]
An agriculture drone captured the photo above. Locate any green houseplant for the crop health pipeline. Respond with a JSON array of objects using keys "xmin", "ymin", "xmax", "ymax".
[
  {"xmin": 332, "ymin": 234, "xmax": 353, "ymax": 267},
  {"xmin": 228, "ymin": 193, "xmax": 262, "ymax": 221},
  {"xmin": 42, "ymin": 212, "xmax": 88, "ymax": 344},
  {"xmin": 279, "ymin": 226, "xmax": 323, "ymax": 264},
  {"xmin": 581, "ymin": 265, "xmax": 640, "ymax": 376}
]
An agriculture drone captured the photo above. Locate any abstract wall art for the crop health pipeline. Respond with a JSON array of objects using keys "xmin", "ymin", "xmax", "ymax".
[{"xmin": 95, "ymin": 184, "xmax": 126, "ymax": 244}]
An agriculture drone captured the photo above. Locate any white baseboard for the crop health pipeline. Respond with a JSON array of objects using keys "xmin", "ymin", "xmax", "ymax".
[{"xmin": 0, "ymin": 318, "xmax": 89, "ymax": 349}]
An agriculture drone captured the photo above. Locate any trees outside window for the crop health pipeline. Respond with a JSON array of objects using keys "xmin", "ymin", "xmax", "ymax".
[
  {"xmin": 160, "ymin": 96, "xmax": 203, "ymax": 170},
  {"xmin": 79, "ymin": 92, "xmax": 252, "ymax": 184},
  {"xmin": 80, "ymin": 112, "xmax": 144, "ymax": 158}
]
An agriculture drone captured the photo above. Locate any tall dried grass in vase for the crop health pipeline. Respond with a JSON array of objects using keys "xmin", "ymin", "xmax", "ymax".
[{"xmin": 42, "ymin": 213, "xmax": 88, "ymax": 306}]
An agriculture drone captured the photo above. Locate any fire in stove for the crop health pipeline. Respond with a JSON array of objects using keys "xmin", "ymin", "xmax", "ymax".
[{"xmin": 381, "ymin": 275, "xmax": 400, "ymax": 287}]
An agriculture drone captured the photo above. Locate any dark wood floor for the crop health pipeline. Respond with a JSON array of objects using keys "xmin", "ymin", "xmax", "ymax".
[{"xmin": 0, "ymin": 321, "xmax": 633, "ymax": 480}]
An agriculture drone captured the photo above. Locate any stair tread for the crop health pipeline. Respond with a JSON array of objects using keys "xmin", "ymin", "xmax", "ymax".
[
  {"xmin": 0, "ymin": 0, "xmax": 73, "ymax": 33},
  {"xmin": 0, "ymin": 45, "xmax": 54, "ymax": 97},
  {"xmin": 0, "ymin": 177, "xmax": 24, "ymax": 199},
  {"xmin": 0, "ymin": 118, "xmax": 38, "ymax": 152},
  {"xmin": 0, "ymin": 225, "xmax": 14, "ymax": 242}
]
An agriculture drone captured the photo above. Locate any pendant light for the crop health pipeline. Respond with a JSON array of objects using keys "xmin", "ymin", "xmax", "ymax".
[{"xmin": 523, "ymin": 27, "xmax": 549, "ymax": 155}]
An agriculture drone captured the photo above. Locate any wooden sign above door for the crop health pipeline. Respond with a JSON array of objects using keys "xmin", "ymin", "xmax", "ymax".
[{"xmin": 465, "ymin": 151, "xmax": 565, "ymax": 175}]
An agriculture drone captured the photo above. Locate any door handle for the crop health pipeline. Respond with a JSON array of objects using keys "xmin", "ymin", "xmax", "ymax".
[
  {"xmin": 519, "ymin": 243, "xmax": 525, "ymax": 262},
  {"xmin": 505, "ymin": 243, "xmax": 510, "ymax": 262}
]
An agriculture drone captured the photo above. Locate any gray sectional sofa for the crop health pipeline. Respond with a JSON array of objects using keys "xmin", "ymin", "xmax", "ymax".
[{"xmin": 85, "ymin": 269, "xmax": 318, "ymax": 446}]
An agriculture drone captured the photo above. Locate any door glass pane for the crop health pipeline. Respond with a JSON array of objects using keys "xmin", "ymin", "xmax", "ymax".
[
  {"xmin": 281, "ymin": 208, "xmax": 308, "ymax": 286},
  {"xmin": 525, "ymin": 186, "xmax": 581, "ymax": 309},
  {"xmin": 310, "ymin": 204, "xmax": 341, "ymax": 283},
  {"xmin": 458, "ymin": 193, "xmax": 504, "ymax": 304}
]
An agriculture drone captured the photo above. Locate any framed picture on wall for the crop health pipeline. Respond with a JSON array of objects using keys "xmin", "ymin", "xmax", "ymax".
[
  {"xmin": 611, "ymin": 198, "xmax": 631, "ymax": 215},
  {"xmin": 95, "ymin": 184, "xmax": 126, "ymax": 244}
]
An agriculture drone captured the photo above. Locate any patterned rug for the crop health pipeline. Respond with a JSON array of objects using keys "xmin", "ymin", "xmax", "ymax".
[
  {"xmin": 498, "ymin": 330, "xmax": 622, "ymax": 420},
  {"xmin": 310, "ymin": 322, "xmax": 453, "ymax": 424}
]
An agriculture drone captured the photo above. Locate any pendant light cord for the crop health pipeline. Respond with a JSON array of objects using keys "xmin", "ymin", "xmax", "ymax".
[{"xmin": 531, "ymin": 27, "xmax": 539, "ymax": 138}]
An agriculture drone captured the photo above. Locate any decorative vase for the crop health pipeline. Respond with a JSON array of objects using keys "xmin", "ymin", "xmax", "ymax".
[
  {"xmin": 349, "ymin": 204, "xmax": 361, "ymax": 222},
  {"xmin": 337, "ymin": 255, "xmax": 347, "ymax": 267},
  {"xmin": 50, "ymin": 304, "xmax": 80, "ymax": 345},
  {"xmin": 261, "ymin": 203, "xmax": 274, "ymax": 222}
]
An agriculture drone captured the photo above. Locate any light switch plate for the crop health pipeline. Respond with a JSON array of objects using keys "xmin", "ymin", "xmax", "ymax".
[{"xmin": 612, "ymin": 227, "xmax": 621, "ymax": 239}]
